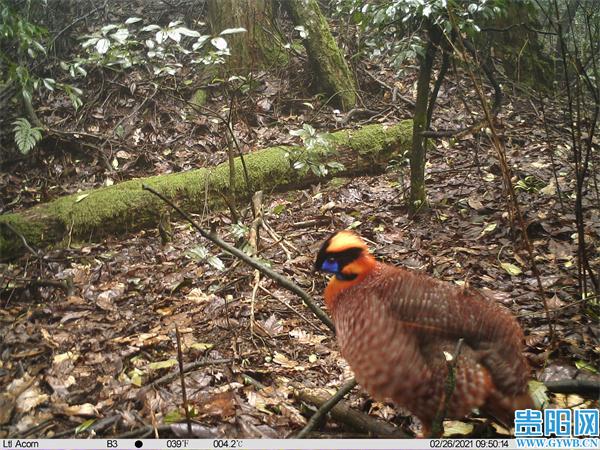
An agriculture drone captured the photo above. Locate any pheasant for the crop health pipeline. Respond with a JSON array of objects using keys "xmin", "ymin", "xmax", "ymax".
[{"xmin": 314, "ymin": 230, "xmax": 533, "ymax": 436}]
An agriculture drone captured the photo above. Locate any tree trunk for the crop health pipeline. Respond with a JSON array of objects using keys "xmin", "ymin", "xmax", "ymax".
[
  {"xmin": 286, "ymin": 0, "xmax": 357, "ymax": 110},
  {"xmin": 483, "ymin": 2, "xmax": 554, "ymax": 88},
  {"xmin": 555, "ymin": 0, "xmax": 581, "ymax": 61},
  {"xmin": 207, "ymin": 0, "xmax": 286, "ymax": 72},
  {"xmin": 0, "ymin": 121, "xmax": 412, "ymax": 259},
  {"xmin": 409, "ymin": 25, "xmax": 441, "ymax": 213}
]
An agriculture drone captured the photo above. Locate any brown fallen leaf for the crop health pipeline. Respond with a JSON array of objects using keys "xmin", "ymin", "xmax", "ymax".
[{"xmin": 196, "ymin": 391, "xmax": 236, "ymax": 419}]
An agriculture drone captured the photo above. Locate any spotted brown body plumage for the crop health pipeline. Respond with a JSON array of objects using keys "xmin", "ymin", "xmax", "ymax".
[{"xmin": 315, "ymin": 231, "xmax": 533, "ymax": 436}]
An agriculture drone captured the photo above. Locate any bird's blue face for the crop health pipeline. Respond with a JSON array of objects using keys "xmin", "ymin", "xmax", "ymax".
[
  {"xmin": 315, "ymin": 252, "xmax": 361, "ymax": 281},
  {"xmin": 315, "ymin": 232, "xmax": 367, "ymax": 281},
  {"xmin": 320, "ymin": 257, "xmax": 341, "ymax": 275}
]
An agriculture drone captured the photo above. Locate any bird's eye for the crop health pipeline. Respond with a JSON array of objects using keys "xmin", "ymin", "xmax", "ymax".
[{"xmin": 326, "ymin": 257, "xmax": 336, "ymax": 264}]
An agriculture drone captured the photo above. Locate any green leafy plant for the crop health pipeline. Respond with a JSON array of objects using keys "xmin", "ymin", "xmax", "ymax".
[
  {"xmin": 187, "ymin": 245, "xmax": 225, "ymax": 271},
  {"xmin": 331, "ymin": 0, "xmax": 507, "ymax": 68},
  {"xmin": 288, "ymin": 124, "xmax": 344, "ymax": 177},
  {"xmin": 77, "ymin": 19, "xmax": 245, "ymax": 76},
  {"xmin": 230, "ymin": 222, "xmax": 249, "ymax": 240},
  {"xmin": 12, "ymin": 118, "xmax": 43, "ymax": 154},
  {"xmin": 1, "ymin": 1, "xmax": 88, "ymax": 154},
  {"xmin": 514, "ymin": 175, "xmax": 545, "ymax": 193},
  {"xmin": 0, "ymin": 2, "xmax": 84, "ymax": 106}
]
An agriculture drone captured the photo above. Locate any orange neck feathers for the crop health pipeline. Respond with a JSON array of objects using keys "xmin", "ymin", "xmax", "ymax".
[{"xmin": 323, "ymin": 253, "xmax": 377, "ymax": 311}]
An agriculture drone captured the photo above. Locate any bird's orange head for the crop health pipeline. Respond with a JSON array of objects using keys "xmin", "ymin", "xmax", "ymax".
[{"xmin": 314, "ymin": 230, "xmax": 376, "ymax": 282}]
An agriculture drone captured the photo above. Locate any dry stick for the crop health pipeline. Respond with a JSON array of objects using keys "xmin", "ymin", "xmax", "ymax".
[
  {"xmin": 224, "ymin": 129, "xmax": 239, "ymax": 222},
  {"xmin": 243, "ymin": 373, "xmax": 407, "ymax": 437},
  {"xmin": 294, "ymin": 384, "xmax": 411, "ymax": 438},
  {"xmin": 225, "ymin": 89, "xmax": 252, "ymax": 199},
  {"xmin": 46, "ymin": 128, "xmax": 118, "ymax": 172},
  {"xmin": 102, "ymin": 84, "xmax": 159, "ymax": 167},
  {"xmin": 426, "ymin": 46, "xmax": 451, "ymax": 127},
  {"xmin": 291, "ymin": 217, "xmax": 332, "ymax": 229},
  {"xmin": 429, "ymin": 338, "xmax": 464, "ymax": 438},
  {"xmin": 262, "ymin": 223, "xmax": 293, "ymax": 260},
  {"xmin": 142, "ymin": 184, "xmax": 335, "ymax": 332},
  {"xmin": 539, "ymin": 100, "xmax": 566, "ymax": 213},
  {"xmin": 51, "ymin": 414, "xmax": 121, "ymax": 438},
  {"xmin": 175, "ymin": 326, "xmax": 192, "ymax": 436},
  {"xmin": 363, "ymin": 69, "xmax": 416, "ymax": 109},
  {"xmin": 249, "ymin": 191, "xmax": 264, "ymax": 339},
  {"xmin": 1, "ymin": 222, "xmax": 40, "ymax": 259},
  {"xmin": 185, "ymin": 92, "xmax": 252, "ymax": 202},
  {"xmin": 447, "ymin": 11, "xmax": 554, "ymax": 342},
  {"xmin": 49, "ymin": 1, "xmax": 108, "ymax": 49},
  {"xmin": 3, "ymin": 276, "xmax": 73, "ymax": 295},
  {"xmin": 264, "ymin": 221, "xmax": 299, "ymax": 254},
  {"xmin": 243, "ymin": 373, "xmax": 411, "ymax": 439},
  {"xmin": 139, "ymin": 358, "xmax": 232, "ymax": 394},
  {"xmin": 296, "ymin": 379, "xmax": 358, "ymax": 438},
  {"xmin": 15, "ymin": 419, "xmax": 54, "ymax": 438},
  {"xmin": 544, "ymin": 379, "xmax": 600, "ymax": 398}
]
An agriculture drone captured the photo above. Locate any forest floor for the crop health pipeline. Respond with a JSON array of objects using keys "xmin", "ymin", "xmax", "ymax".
[{"xmin": 1, "ymin": 4, "xmax": 599, "ymax": 439}]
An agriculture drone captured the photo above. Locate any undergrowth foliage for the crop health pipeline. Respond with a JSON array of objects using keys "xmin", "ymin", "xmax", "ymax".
[
  {"xmin": 288, "ymin": 124, "xmax": 343, "ymax": 177},
  {"xmin": 1, "ymin": 1, "xmax": 246, "ymax": 155},
  {"xmin": 331, "ymin": 0, "xmax": 507, "ymax": 69},
  {"xmin": 1, "ymin": 0, "xmax": 82, "ymax": 154},
  {"xmin": 76, "ymin": 18, "xmax": 245, "ymax": 76},
  {"xmin": 11, "ymin": 117, "xmax": 42, "ymax": 154}
]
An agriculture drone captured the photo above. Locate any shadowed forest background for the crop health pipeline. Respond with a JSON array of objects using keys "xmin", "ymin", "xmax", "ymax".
[{"xmin": 0, "ymin": 0, "xmax": 599, "ymax": 440}]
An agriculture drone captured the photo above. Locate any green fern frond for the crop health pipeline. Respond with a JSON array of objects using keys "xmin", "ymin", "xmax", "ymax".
[{"xmin": 12, "ymin": 118, "xmax": 43, "ymax": 154}]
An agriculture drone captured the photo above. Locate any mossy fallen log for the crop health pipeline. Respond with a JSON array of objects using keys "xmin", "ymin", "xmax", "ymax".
[{"xmin": 0, "ymin": 121, "xmax": 412, "ymax": 259}]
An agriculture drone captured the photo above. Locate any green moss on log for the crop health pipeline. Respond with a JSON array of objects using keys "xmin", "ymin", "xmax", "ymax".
[{"xmin": 0, "ymin": 121, "xmax": 412, "ymax": 259}]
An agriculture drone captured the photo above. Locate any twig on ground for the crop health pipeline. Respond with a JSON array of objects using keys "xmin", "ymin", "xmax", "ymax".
[
  {"xmin": 242, "ymin": 373, "xmax": 407, "ymax": 437},
  {"xmin": 1, "ymin": 222, "xmax": 40, "ymax": 259},
  {"xmin": 50, "ymin": 1, "xmax": 108, "ymax": 49},
  {"xmin": 15, "ymin": 419, "xmax": 54, "ymax": 438},
  {"xmin": 175, "ymin": 327, "xmax": 192, "ymax": 436},
  {"xmin": 545, "ymin": 379, "xmax": 600, "ymax": 398},
  {"xmin": 51, "ymin": 415, "xmax": 120, "ymax": 439},
  {"xmin": 296, "ymin": 378, "xmax": 358, "ymax": 438},
  {"xmin": 341, "ymin": 108, "xmax": 379, "ymax": 125},
  {"xmin": 293, "ymin": 382, "xmax": 411, "ymax": 438},
  {"xmin": 1, "ymin": 276, "xmax": 73, "ymax": 296},
  {"xmin": 263, "ymin": 221, "xmax": 296, "ymax": 258},
  {"xmin": 291, "ymin": 217, "xmax": 332, "ymax": 230},
  {"xmin": 138, "ymin": 358, "xmax": 232, "ymax": 395},
  {"xmin": 249, "ymin": 191, "xmax": 264, "ymax": 339}
]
